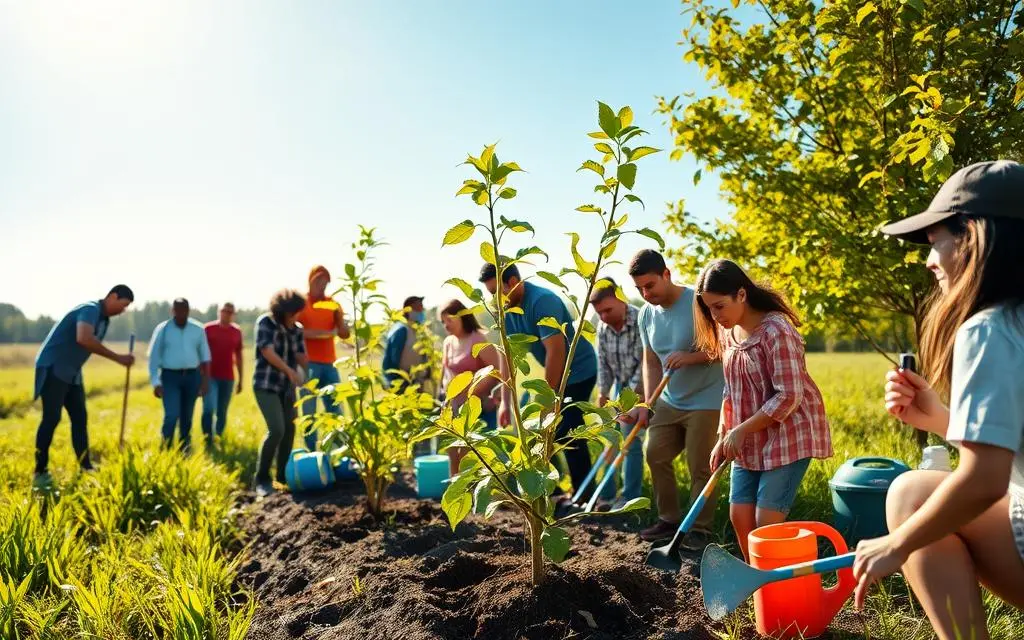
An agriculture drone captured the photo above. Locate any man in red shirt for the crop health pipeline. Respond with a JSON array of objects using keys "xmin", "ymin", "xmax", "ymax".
[{"xmin": 202, "ymin": 302, "xmax": 244, "ymax": 449}]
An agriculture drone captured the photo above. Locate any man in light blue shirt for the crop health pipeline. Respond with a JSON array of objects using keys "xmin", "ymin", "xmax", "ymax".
[
  {"xmin": 148, "ymin": 298, "xmax": 211, "ymax": 452},
  {"xmin": 625, "ymin": 249, "xmax": 724, "ymax": 547}
]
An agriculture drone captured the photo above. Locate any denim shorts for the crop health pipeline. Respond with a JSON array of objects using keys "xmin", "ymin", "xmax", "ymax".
[{"xmin": 730, "ymin": 458, "xmax": 812, "ymax": 514}]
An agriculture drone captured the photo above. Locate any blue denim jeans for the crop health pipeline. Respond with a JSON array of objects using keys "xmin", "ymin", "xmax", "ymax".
[
  {"xmin": 201, "ymin": 378, "xmax": 235, "ymax": 440},
  {"xmin": 160, "ymin": 369, "xmax": 201, "ymax": 452},
  {"xmin": 299, "ymin": 361, "xmax": 341, "ymax": 450}
]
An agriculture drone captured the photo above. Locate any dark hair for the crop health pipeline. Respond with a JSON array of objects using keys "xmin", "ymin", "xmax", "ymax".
[
  {"xmin": 440, "ymin": 299, "xmax": 482, "ymax": 333},
  {"xmin": 920, "ymin": 216, "xmax": 1024, "ymax": 396},
  {"xmin": 173, "ymin": 297, "xmax": 189, "ymax": 308},
  {"xmin": 108, "ymin": 285, "xmax": 134, "ymax": 302},
  {"xmin": 270, "ymin": 289, "xmax": 307, "ymax": 323},
  {"xmin": 693, "ymin": 259, "xmax": 801, "ymax": 355},
  {"xmin": 589, "ymin": 277, "xmax": 620, "ymax": 304},
  {"xmin": 478, "ymin": 262, "xmax": 520, "ymax": 284},
  {"xmin": 628, "ymin": 249, "xmax": 668, "ymax": 277}
]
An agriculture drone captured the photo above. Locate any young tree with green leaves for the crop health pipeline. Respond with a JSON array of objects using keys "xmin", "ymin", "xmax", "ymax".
[
  {"xmin": 658, "ymin": 0, "xmax": 1023, "ymax": 353},
  {"xmin": 418, "ymin": 103, "xmax": 665, "ymax": 586}
]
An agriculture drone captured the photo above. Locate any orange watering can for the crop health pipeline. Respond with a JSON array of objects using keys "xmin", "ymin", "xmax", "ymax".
[{"xmin": 747, "ymin": 521, "xmax": 856, "ymax": 639}]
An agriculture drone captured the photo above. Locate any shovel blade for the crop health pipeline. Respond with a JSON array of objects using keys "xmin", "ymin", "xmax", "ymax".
[
  {"xmin": 645, "ymin": 539, "xmax": 682, "ymax": 572},
  {"xmin": 700, "ymin": 544, "xmax": 766, "ymax": 621}
]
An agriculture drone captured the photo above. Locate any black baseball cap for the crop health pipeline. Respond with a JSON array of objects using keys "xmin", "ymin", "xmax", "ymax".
[
  {"xmin": 402, "ymin": 295, "xmax": 424, "ymax": 308},
  {"xmin": 880, "ymin": 160, "xmax": 1024, "ymax": 244}
]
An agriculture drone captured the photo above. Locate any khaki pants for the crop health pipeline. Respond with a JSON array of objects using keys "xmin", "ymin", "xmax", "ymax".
[{"xmin": 645, "ymin": 401, "xmax": 719, "ymax": 532}]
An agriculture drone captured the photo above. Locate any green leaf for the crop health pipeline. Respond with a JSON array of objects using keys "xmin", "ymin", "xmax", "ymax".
[
  {"xmin": 617, "ymin": 163, "xmax": 637, "ymax": 190},
  {"xmin": 516, "ymin": 245, "xmax": 549, "ymax": 261},
  {"xmin": 618, "ymin": 387, "xmax": 639, "ymax": 412},
  {"xmin": 587, "ymin": 131, "xmax": 609, "ymax": 140},
  {"xmin": 472, "ymin": 189, "xmax": 488, "ymax": 206},
  {"xmin": 443, "ymin": 220, "xmax": 476, "ymax": 246},
  {"xmin": 480, "ymin": 241, "xmax": 496, "ymax": 264},
  {"xmin": 617, "ymin": 105, "xmax": 634, "ymax": 129},
  {"xmin": 616, "ymin": 497, "xmax": 650, "ymax": 513},
  {"xmin": 344, "ymin": 263, "xmax": 356, "ymax": 279},
  {"xmin": 508, "ymin": 333, "xmax": 539, "ymax": 345},
  {"xmin": 856, "ymin": 1, "xmax": 876, "ymax": 25},
  {"xmin": 909, "ymin": 139, "xmax": 931, "ymax": 165},
  {"xmin": 446, "ymin": 371, "xmax": 473, "ymax": 402},
  {"xmin": 594, "ymin": 142, "xmax": 614, "ymax": 155},
  {"xmin": 622, "ymin": 194, "xmax": 644, "ymax": 209},
  {"xmin": 628, "ymin": 146, "xmax": 659, "ymax": 162},
  {"xmin": 601, "ymin": 238, "xmax": 618, "ymax": 260},
  {"xmin": 541, "ymin": 526, "xmax": 571, "ymax": 563},
  {"xmin": 456, "ymin": 180, "xmax": 485, "ymax": 196},
  {"xmin": 445, "ymin": 277, "xmax": 482, "ymax": 302},
  {"xmin": 693, "ymin": 169, "xmax": 702, "ymax": 186},
  {"xmin": 498, "ymin": 187, "xmax": 517, "ymax": 199},
  {"xmin": 537, "ymin": 316, "xmax": 567, "ymax": 335},
  {"xmin": 576, "ymin": 204, "xmax": 603, "ymax": 214},
  {"xmin": 578, "ymin": 160, "xmax": 605, "ymax": 177},
  {"xmin": 471, "ymin": 341, "xmax": 493, "ymax": 357},
  {"xmin": 473, "ymin": 477, "xmax": 495, "ymax": 514},
  {"xmin": 441, "ymin": 474, "xmax": 474, "ymax": 530},
  {"xmin": 636, "ymin": 228, "xmax": 665, "ymax": 250},
  {"xmin": 904, "ymin": 0, "xmax": 924, "ymax": 15},
  {"xmin": 500, "ymin": 215, "xmax": 534, "ymax": 235},
  {"xmin": 597, "ymin": 101, "xmax": 621, "ymax": 138},
  {"xmin": 480, "ymin": 144, "xmax": 497, "ymax": 172},
  {"xmin": 567, "ymin": 232, "xmax": 597, "ymax": 278},
  {"xmin": 535, "ymin": 271, "xmax": 568, "ymax": 290},
  {"xmin": 506, "ymin": 306, "xmax": 524, "ymax": 315},
  {"xmin": 516, "ymin": 469, "xmax": 546, "ymax": 500},
  {"xmin": 858, "ymin": 170, "xmax": 884, "ymax": 188}
]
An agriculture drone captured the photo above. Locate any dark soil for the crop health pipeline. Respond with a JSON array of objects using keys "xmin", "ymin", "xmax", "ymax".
[{"xmin": 236, "ymin": 478, "xmax": 868, "ymax": 640}]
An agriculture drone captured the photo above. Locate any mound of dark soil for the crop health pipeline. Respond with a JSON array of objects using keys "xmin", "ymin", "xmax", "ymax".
[{"xmin": 236, "ymin": 480, "xmax": 866, "ymax": 640}]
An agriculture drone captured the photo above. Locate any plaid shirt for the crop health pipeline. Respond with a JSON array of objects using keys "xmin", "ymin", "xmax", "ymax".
[
  {"xmin": 253, "ymin": 313, "xmax": 306, "ymax": 394},
  {"xmin": 596, "ymin": 304, "xmax": 643, "ymax": 397},
  {"xmin": 722, "ymin": 312, "xmax": 832, "ymax": 471}
]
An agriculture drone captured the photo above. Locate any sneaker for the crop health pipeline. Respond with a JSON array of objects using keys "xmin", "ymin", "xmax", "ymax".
[
  {"xmin": 680, "ymin": 530, "xmax": 715, "ymax": 552},
  {"xmin": 640, "ymin": 519, "xmax": 680, "ymax": 542},
  {"xmin": 254, "ymin": 479, "xmax": 275, "ymax": 498},
  {"xmin": 32, "ymin": 472, "xmax": 53, "ymax": 490}
]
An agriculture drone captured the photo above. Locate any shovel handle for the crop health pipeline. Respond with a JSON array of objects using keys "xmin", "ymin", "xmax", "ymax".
[
  {"xmin": 770, "ymin": 552, "xmax": 856, "ymax": 580},
  {"xmin": 675, "ymin": 462, "xmax": 728, "ymax": 537},
  {"xmin": 571, "ymin": 446, "xmax": 610, "ymax": 504}
]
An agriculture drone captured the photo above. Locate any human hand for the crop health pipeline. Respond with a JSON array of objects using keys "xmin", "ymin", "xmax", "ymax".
[
  {"xmin": 853, "ymin": 534, "xmax": 907, "ymax": 610},
  {"xmin": 885, "ymin": 368, "xmax": 946, "ymax": 433}
]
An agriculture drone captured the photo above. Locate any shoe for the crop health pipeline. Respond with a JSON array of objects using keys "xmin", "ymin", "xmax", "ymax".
[
  {"xmin": 640, "ymin": 519, "xmax": 680, "ymax": 542},
  {"xmin": 32, "ymin": 472, "xmax": 53, "ymax": 490},
  {"xmin": 680, "ymin": 530, "xmax": 715, "ymax": 552},
  {"xmin": 254, "ymin": 479, "xmax": 275, "ymax": 498}
]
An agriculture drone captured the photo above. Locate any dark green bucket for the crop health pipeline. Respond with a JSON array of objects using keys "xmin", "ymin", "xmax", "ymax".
[{"xmin": 829, "ymin": 457, "xmax": 910, "ymax": 546}]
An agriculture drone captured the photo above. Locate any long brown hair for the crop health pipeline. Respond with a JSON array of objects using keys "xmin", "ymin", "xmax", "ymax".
[
  {"xmin": 694, "ymin": 259, "xmax": 801, "ymax": 355},
  {"xmin": 440, "ymin": 299, "xmax": 482, "ymax": 334},
  {"xmin": 920, "ymin": 217, "xmax": 1024, "ymax": 397}
]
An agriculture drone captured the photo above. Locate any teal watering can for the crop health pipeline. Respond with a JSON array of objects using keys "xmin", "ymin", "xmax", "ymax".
[{"xmin": 284, "ymin": 448, "xmax": 335, "ymax": 492}]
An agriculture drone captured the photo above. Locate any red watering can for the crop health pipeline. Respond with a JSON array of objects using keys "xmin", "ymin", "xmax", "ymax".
[{"xmin": 748, "ymin": 521, "xmax": 856, "ymax": 639}]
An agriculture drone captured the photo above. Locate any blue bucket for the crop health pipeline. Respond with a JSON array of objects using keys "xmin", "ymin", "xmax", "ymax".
[
  {"xmin": 284, "ymin": 448, "xmax": 335, "ymax": 493},
  {"xmin": 829, "ymin": 456, "xmax": 910, "ymax": 546},
  {"xmin": 332, "ymin": 455, "xmax": 359, "ymax": 481},
  {"xmin": 414, "ymin": 454, "xmax": 450, "ymax": 499}
]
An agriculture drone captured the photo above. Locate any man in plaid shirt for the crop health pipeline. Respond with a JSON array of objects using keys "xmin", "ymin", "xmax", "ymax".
[{"xmin": 591, "ymin": 278, "xmax": 645, "ymax": 508}]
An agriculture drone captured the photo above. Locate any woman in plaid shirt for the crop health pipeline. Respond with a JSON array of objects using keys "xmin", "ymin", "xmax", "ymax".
[{"xmin": 694, "ymin": 259, "xmax": 833, "ymax": 562}]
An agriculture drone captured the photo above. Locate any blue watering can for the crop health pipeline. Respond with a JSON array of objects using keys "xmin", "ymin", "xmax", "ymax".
[
  {"xmin": 284, "ymin": 448, "xmax": 335, "ymax": 492},
  {"xmin": 332, "ymin": 454, "xmax": 359, "ymax": 482}
]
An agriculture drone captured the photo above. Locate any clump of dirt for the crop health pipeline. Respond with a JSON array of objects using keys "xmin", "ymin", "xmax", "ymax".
[{"xmin": 236, "ymin": 479, "xmax": 863, "ymax": 640}]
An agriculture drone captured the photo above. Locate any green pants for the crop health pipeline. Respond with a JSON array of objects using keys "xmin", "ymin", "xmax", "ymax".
[{"xmin": 254, "ymin": 389, "xmax": 296, "ymax": 484}]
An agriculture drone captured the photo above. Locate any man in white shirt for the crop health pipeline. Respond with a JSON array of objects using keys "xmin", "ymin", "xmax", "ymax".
[{"xmin": 148, "ymin": 298, "xmax": 211, "ymax": 452}]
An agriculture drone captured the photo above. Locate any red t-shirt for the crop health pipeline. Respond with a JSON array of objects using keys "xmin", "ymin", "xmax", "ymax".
[{"xmin": 204, "ymin": 322, "xmax": 243, "ymax": 381}]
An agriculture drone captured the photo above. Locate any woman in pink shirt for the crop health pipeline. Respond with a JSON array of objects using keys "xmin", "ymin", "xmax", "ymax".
[
  {"xmin": 439, "ymin": 299, "xmax": 501, "ymax": 475},
  {"xmin": 694, "ymin": 259, "xmax": 833, "ymax": 562}
]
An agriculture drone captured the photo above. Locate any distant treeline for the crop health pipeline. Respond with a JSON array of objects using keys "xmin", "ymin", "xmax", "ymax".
[{"xmin": 0, "ymin": 302, "xmax": 265, "ymax": 344}]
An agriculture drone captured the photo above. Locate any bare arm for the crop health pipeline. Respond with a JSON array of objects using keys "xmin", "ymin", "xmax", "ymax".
[
  {"xmin": 335, "ymin": 309, "xmax": 350, "ymax": 340},
  {"xmin": 642, "ymin": 347, "xmax": 663, "ymax": 402},
  {"xmin": 541, "ymin": 334, "xmax": 567, "ymax": 391},
  {"xmin": 76, "ymin": 322, "xmax": 121, "ymax": 362}
]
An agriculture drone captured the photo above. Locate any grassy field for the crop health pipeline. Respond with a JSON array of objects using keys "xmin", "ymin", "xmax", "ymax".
[{"xmin": 0, "ymin": 346, "xmax": 1021, "ymax": 638}]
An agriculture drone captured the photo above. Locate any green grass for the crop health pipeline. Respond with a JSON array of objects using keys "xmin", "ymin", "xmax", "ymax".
[{"xmin": 1, "ymin": 347, "xmax": 1021, "ymax": 638}]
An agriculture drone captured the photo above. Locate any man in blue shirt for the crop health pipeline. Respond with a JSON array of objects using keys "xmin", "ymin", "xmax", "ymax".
[
  {"xmin": 381, "ymin": 295, "xmax": 428, "ymax": 392},
  {"xmin": 624, "ymin": 249, "xmax": 725, "ymax": 547},
  {"xmin": 148, "ymin": 298, "xmax": 211, "ymax": 452},
  {"xmin": 478, "ymin": 263, "xmax": 600, "ymax": 505},
  {"xmin": 33, "ymin": 285, "xmax": 135, "ymax": 485}
]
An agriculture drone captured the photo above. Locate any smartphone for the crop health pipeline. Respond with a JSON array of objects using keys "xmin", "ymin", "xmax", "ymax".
[{"xmin": 899, "ymin": 353, "xmax": 916, "ymax": 373}]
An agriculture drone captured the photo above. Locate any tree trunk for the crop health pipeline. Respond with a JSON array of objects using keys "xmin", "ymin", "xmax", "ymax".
[{"xmin": 527, "ymin": 512, "xmax": 545, "ymax": 586}]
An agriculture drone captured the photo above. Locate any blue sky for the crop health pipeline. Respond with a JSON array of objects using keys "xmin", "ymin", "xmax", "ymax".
[{"xmin": 0, "ymin": 1, "xmax": 731, "ymax": 319}]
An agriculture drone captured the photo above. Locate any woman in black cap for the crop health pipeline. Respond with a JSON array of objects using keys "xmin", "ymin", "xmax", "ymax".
[{"xmin": 852, "ymin": 160, "xmax": 1024, "ymax": 638}]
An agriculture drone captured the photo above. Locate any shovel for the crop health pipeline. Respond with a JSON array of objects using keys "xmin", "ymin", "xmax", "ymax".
[
  {"xmin": 701, "ymin": 543, "xmax": 855, "ymax": 621},
  {"xmin": 644, "ymin": 462, "xmax": 728, "ymax": 571},
  {"xmin": 581, "ymin": 372, "xmax": 674, "ymax": 512}
]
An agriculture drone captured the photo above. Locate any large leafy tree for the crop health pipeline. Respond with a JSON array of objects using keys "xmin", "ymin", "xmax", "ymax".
[{"xmin": 659, "ymin": 0, "xmax": 1023, "ymax": 354}]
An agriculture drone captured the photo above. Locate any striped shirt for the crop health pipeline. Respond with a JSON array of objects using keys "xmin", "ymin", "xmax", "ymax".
[
  {"xmin": 596, "ymin": 304, "xmax": 642, "ymax": 397},
  {"xmin": 253, "ymin": 313, "xmax": 306, "ymax": 394},
  {"xmin": 722, "ymin": 312, "xmax": 832, "ymax": 471}
]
